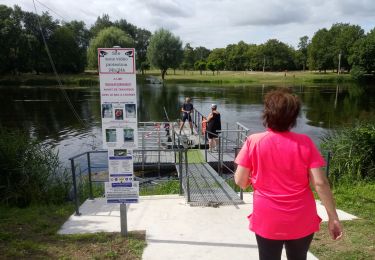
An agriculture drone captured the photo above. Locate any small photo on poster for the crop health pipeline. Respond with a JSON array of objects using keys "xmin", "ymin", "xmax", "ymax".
[
  {"xmin": 114, "ymin": 149, "xmax": 127, "ymax": 156},
  {"xmin": 106, "ymin": 129, "xmax": 117, "ymax": 142},
  {"xmin": 115, "ymin": 109, "xmax": 124, "ymax": 120},
  {"xmin": 102, "ymin": 104, "xmax": 113, "ymax": 118},
  {"xmin": 125, "ymin": 104, "xmax": 136, "ymax": 118},
  {"xmin": 124, "ymin": 128, "xmax": 134, "ymax": 142}
]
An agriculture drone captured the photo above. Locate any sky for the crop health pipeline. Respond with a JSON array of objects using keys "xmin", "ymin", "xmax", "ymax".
[{"xmin": 3, "ymin": 0, "xmax": 375, "ymax": 49}]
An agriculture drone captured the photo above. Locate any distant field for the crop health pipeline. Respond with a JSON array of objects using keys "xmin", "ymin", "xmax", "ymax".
[
  {"xmin": 144, "ymin": 69, "xmax": 352, "ymax": 85},
  {"xmin": 0, "ymin": 70, "xmax": 353, "ymax": 86}
]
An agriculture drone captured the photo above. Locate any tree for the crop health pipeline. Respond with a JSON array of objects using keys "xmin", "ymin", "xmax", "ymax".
[
  {"xmin": 225, "ymin": 41, "xmax": 249, "ymax": 71},
  {"xmin": 49, "ymin": 27, "xmax": 84, "ymax": 73},
  {"xmin": 90, "ymin": 14, "xmax": 113, "ymax": 37},
  {"xmin": 147, "ymin": 28, "xmax": 183, "ymax": 80},
  {"xmin": 194, "ymin": 60, "xmax": 206, "ymax": 75},
  {"xmin": 207, "ymin": 48, "xmax": 225, "ymax": 73},
  {"xmin": 87, "ymin": 26, "xmax": 134, "ymax": 69},
  {"xmin": 0, "ymin": 5, "xmax": 22, "ymax": 74},
  {"xmin": 206, "ymin": 61, "xmax": 216, "ymax": 75},
  {"xmin": 261, "ymin": 39, "xmax": 295, "ymax": 71},
  {"xmin": 182, "ymin": 43, "xmax": 195, "ymax": 70},
  {"xmin": 308, "ymin": 28, "xmax": 334, "ymax": 72},
  {"xmin": 297, "ymin": 36, "xmax": 309, "ymax": 71},
  {"xmin": 134, "ymin": 28, "xmax": 151, "ymax": 72},
  {"xmin": 348, "ymin": 28, "xmax": 375, "ymax": 74},
  {"xmin": 22, "ymin": 10, "xmax": 59, "ymax": 74},
  {"xmin": 194, "ymin": 46, "xmax": 210, "ymax": 61},
  {"xmin": 329, "ymin": 23, "xmax": 364, "ymax": 72}
]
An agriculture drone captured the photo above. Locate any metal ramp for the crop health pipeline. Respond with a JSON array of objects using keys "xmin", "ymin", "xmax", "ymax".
[{"xmin": 177, "ymin": 162, "xmax": 244, "ymax": 207}]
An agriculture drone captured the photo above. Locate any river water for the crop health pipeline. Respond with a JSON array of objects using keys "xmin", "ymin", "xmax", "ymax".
[{"xmin": 0, "ymin": 82, "xmax": 374, "ymax": 163}]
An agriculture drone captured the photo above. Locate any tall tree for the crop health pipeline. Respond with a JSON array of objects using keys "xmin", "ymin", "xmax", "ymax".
[
  {"xmin": 308, "ymin": 28, "xmax": 334, "ymax": 72},
  {"xmin": 87, "ymin": 26, "xmax": 134, "ymax": 69},
  {"xmin": 146, "ymin": 28, "xmax": 183, "ymax": 80},
  {"xmin": 261, "ymin": 39, "xmax": 295, "ymax": 71},
  {"xmin": 194, "ymin": 46, "xmax": 210, "ymax": 61},
  {"xmin": 329, "ymin": 23, "xmax": 364, "ymax": 72},
  {"xmin": 22, "ymin": 10, "xmax": 59, "ymax": 73},
  {"xmin": 90, "ymin": 14, "xmax": 113, "ymax": 37},
  {"xmin": 134, "ymin": 28, "xmax": 151, "ymax": 72},
  {"xmin": 49, "ymin": 26, "xmax": 84, "ymax": 73},
  {"xmin": 0, "ymin": 5, "xmax": 22, "ymax": 74},
  {"xmin": 182, "ymin": 43, "xmax": 195, "ymax": 70},
  {"xmin": 296, "ymin": 36, "xmax": 309, "ymax": 71},
  {"xmin": 348, "ymin": 28, "xmax": 375, "ymax": 73},
  {"xmin": 207, "ymin": 48, "xmax": 226, "ymax": 72}
]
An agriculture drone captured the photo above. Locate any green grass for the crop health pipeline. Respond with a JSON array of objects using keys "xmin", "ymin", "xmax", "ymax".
[
  {"xmin": 146, "ymin": 70, "xmax": 353, "ymax": 85},
  {"xmin": 140, "ymin": 180, "xmax": 180, "ymax": 195},
  {"xmin": 0, "ymin": 203, "xmax": 146, "ymax": 259},
  {"xmin": 310, "ymin": 182, "xmax": 375, "ymax": 259},
  {"xmin": 0, "ymin": 70, "xmax": 354, "ymax": 87}
]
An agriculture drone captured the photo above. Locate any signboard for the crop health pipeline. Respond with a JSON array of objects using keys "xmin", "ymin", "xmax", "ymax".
[
  {"xmin": 105, "ymin": 181, "xmax": 139, "ymax": 203},
  {"xmin": 99, "ymin": 48, "xmax": 139, "ymax": 205},
  {"xmin": 98, "ymin": 48, "xmax": 138, "ymax": 149}
]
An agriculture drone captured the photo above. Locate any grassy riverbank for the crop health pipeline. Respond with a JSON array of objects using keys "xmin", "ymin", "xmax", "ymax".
[
  {"xmin": 0, "ymin": 203, "xmax": 146, "ymax": 259},
  {"xmin": 0, "ymin": 70, "xmax": 353, "ymax": 86}
]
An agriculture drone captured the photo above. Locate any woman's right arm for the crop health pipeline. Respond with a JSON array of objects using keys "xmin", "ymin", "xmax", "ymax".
[
  {"xmin": 309, "ymin": 168, "xmax": 343, "ymax": 240},
  {"xmin": 235, "ymin": 165, "xmax": 251, "ymax": 189}
]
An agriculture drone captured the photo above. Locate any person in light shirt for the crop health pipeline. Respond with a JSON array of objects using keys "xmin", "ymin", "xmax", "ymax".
[{"xmin": 235, "ymin": 88, "xmax": 343, "ymax": 260}]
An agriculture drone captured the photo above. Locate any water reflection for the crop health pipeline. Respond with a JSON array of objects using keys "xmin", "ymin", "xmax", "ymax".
[{"xmin": 0, "ymin": 82, "xmax": 374, "ymax": 163}]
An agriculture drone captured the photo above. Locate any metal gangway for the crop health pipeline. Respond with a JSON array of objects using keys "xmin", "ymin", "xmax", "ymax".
[
  {"xmin": 68, "ymin": 110, "xmax": 251, "ymax": 214},
  {"xmin": 172, "ymin": 108, "xmax": 251, "ymax": 207}
]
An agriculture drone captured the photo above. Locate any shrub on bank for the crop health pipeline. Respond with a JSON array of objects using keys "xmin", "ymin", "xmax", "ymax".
[
  {"xmin": 320, "ymin": 122, "xmax": 375, "ymax": 185},
  {"xmin": 0, "ymin": 128, "xmax": 70, "ymax": 206}
]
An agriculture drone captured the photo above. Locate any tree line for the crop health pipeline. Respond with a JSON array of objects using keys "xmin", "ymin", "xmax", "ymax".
[{"xmin": 1, "ymin": 4, "xmax": 374, "ymax": 78}]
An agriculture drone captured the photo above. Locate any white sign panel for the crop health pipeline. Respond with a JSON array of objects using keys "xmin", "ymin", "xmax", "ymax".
[
  {"xmin": 105, "ymin": 181, "xmax": 139, "ymax": 204},
  {"xmin": 108, "ymin": 149, "xmax": 134, "ymax": 183},
  {"xmin": 99, "ymin": 48, "xmax": 138, "ymax": 149}
]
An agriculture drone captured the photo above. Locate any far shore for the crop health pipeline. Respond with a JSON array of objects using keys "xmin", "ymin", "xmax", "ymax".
[{"xmin": 0, "ymin": 70, "xmax": 356, "ymax": 87}]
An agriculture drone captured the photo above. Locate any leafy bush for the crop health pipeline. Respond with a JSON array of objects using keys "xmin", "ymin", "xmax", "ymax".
[
  {"xmin": 0, "ymin": 128, "xmax": 70, "ymax": 206},
  {"xmin": 321, "ymin": 122, "xmax": 375, "ymax": 185}
]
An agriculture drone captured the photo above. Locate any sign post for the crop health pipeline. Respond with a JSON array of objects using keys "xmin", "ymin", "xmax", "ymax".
[{"xmin": 98, "ymin": 47, "xmax": 139, "ymax": 237}]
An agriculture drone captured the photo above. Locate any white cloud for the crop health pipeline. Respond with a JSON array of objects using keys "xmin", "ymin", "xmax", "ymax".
[{"xmin": 2, "ymin": 0, "xmax": 375, "ymax": 49}]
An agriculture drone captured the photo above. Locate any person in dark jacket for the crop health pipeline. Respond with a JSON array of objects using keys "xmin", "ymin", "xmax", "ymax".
[
  {"xmin": 206, "ymin": 104, "xmax": 221, "ymax": 151},
  {"xmin": 179, "ymin": 97, "xmax": 194, "ymax": 134}
]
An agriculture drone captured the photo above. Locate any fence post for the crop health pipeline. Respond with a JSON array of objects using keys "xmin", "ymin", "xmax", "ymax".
[
  {"xmin": 185, "ymin": 149, "xmax": 190, "ymax": 202},
  {"xmin": 218, "ymin": 135, "xmax": 222, "ymax": 176},
  {"xmin": 158, "ymin": 129, "xmax": 161, "ymax": 177},
  {"xmin": 179, "ymin": 149, "xmax": 183, "ymax": 195},
  {"xmin": 70, "ymin": 159, "xmax": 81, "ymax": 216},
  {"xmin": 87, "ymin": 152, "xmax": 93, "ymax": 200},
  {"xmin": 204, "ymin": 132, "xmax": 208, "ymax": 162}
]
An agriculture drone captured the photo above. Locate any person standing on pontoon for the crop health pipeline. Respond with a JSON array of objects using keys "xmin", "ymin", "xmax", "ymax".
[
  {"xmin": 179, "ymin": 97, "xmax": 194, "ymax": 134},
  {"xmin": 206, "ymin": 104, "xmax": 221, "ymax": 152}
]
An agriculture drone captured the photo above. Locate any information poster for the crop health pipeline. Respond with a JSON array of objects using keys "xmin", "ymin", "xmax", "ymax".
[
  {"xmin": 98, "ymin": 48, "xmax": 138, "ymax": 149},
  {"xmin": 105, "ymin": 181, "xmax": 139, "ymax": 204},
  {"xmin": 108, "ymin": 149, "xmax": 134, "ymax": 183}
]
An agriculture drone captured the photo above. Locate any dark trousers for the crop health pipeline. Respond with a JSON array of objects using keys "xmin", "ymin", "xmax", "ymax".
[{"xmin": 255, "ymin": 233, "xmax": 314, "ymax": 260}]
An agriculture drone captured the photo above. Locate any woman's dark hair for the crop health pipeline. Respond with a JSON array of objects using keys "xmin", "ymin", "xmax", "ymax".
[{"xmin": 262, "ymin": 88, "xmax": 301, "ymax": 132}]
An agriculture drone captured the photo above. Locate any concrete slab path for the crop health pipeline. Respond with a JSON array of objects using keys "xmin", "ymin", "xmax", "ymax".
[{"xmin": 59, "ymin": 193, "xmax": 357, "ymax": 260}]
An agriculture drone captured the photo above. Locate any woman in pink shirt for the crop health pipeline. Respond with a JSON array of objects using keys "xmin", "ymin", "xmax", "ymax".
[{"xmin": 235, "ymin": 89, "xmax": 343, "ymax": 260}]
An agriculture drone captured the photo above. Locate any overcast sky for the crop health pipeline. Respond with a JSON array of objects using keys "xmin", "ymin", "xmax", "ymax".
[{"xmin": 3, "ymin": 0, "xmax": 375, "ymax": 49}]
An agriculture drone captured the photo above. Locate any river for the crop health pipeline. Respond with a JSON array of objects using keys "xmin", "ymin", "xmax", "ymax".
[{"xmin": 0, "ymin": 82, "xmax": 374, "ymax": 163}]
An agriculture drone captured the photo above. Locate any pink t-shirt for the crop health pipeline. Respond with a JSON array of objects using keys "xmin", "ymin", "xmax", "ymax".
[{"xmin": 235, "ymin": 129, "xmax": 326, "ymax": 240}]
